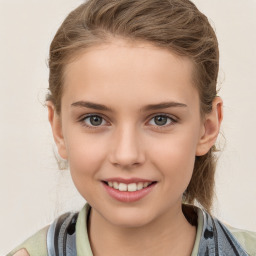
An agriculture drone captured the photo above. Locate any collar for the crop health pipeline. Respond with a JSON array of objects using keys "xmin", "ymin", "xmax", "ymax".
[{"xmin": 75, "ymin": 203, "xmax": 249, "ymax": 256}]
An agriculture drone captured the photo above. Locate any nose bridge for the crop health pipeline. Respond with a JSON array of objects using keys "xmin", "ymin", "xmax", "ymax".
[{"xmin": 109, "ymin": 122, "xmax": 145, "ymax": 168}]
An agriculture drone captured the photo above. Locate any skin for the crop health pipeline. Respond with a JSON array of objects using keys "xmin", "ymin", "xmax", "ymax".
[
  {"xmin": 48, "ymin": 38, "xmax": 223, "ymax": 256},
  {"xmin": 13, "ymin": 249, "xmax": 29, "ymax": 256}
]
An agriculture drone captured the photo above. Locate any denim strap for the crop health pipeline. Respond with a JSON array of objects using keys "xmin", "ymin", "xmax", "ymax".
[
  {"xmin": 198, "ymin": 210, "xmax": 249, "ymax": 256},
  {"xmin": 47, "ymin": 212, "xmax": 78, "ymax": 256}
]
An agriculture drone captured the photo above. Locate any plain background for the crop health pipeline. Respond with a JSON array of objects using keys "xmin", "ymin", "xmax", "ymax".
[{"xmin": 1, "ymin": 0, "xmax": 256, "ymax": 254}]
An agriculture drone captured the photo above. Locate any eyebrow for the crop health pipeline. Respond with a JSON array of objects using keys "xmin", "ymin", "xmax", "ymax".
[
  {"xmin": 141, "ymin": 102, "xmax": 187, "ymax": 111},
  {"xmin": 71, "ymin": 101, "xmax": 187, "ymax": 112},
  {"xmin": 71, "ymin": 101, "xmax": 114, "ymax": 111}
]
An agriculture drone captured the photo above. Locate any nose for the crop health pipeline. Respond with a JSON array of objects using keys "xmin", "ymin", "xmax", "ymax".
[{"xmin": 109, "ymin": 125, "xmax": 145, "ymax": 169}]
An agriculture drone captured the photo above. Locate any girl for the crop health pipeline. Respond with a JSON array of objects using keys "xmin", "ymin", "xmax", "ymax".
[{"xmin": 8, "ymin": 0, "xmax": 256, "ymax": 255}]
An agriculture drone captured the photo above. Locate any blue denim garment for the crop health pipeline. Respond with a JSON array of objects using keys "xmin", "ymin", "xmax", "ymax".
[{"xmin": 198, "ymin": 209, "xmax": 249, "ymax": 255}]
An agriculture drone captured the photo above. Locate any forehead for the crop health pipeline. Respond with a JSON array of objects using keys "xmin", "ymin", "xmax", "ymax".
[{"xmin": 62, "ymin": 39, "xmax": 199, "ymax": 111}]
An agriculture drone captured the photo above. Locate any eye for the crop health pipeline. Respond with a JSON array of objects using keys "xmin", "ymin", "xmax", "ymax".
[
  {"xmin": 148, "ymin": 114, "xmax": 176, "ymax": 127},
  {"xmin": 81, "ymin": 114, "xmax": 108, "ymax": 128}
]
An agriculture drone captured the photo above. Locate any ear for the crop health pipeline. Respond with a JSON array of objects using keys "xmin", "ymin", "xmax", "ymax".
[
  {"xmin": 47, "ymin": 101, "xmax": 68, "ymax": 159},
  {"xmin": 196, "ymin": 97, "xmax": 223, "ymax": 156}
]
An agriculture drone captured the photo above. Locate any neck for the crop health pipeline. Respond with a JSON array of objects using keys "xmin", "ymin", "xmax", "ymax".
[{"xmin": 88, "ymin": 204, "xmax": 196, "ymax": 256}]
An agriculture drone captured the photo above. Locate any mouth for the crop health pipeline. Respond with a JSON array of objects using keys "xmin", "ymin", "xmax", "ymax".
[
  {"xmin": 102, "ymin": 180, "xmax": 157, "ymax": 192},
  {"xmin": 102, "ymin": 178, "xmax": 158, "ymax": 202}
]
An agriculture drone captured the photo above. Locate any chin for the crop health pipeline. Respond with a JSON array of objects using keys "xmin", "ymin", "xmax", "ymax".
[{"xmin": 106, "ymin": 207, "xmax": 155, "ymax": 228}]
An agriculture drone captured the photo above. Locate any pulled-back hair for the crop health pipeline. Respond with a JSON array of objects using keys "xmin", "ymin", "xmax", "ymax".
[{"xmin": 47, "ymin": 0, "xmax": 219, "ymax": 212}]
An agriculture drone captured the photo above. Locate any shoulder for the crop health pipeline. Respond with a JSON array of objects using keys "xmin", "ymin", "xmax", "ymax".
[
  {"xmin": 12, "ymin": 249, "xmax": 29, "ymax": 256},
  {"xmin": 227, "ymin": 225, "xmax": 256, "ymax": 256},
  {"xmin": 7, "ymin": 225, "xmax": 49, "ymax": 256},
  {"xmin": 7, "ymin": 210, "xmax": 80, "ymax": 256},
  {"xmin": 195, "ymin": 206, "xmax": 256, "ymax": 255}
]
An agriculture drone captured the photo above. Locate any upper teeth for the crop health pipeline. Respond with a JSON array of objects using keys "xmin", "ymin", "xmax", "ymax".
[{"xmin": 107, "ymin": 181, "xmax": 152, "ymax": 192}]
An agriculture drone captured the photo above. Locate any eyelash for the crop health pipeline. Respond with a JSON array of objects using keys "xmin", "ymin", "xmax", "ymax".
[{"xmin": 78, "ymin": 113, "xmax": 178, "ymax": 130}]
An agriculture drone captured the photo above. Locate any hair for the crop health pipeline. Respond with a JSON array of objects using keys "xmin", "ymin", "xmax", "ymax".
[{"xmin": 47, "ymin": 0, "xmax": 219, "ymax": 213}]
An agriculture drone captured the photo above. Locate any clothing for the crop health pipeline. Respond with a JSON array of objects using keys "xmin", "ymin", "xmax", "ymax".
[{"xmin": 8, "ymin": 203, "xmax": 256, "ymax": 256}]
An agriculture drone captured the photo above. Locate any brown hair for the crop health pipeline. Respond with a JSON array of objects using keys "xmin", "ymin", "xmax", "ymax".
[{"xmin": 47, "ymin": 0, "xmax": 219, "ymax": 212}]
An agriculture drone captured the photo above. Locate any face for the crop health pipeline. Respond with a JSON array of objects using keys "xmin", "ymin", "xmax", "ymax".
[{"xmin": 51, "ymin": 39, "xmax": 211, "ymax": 228}]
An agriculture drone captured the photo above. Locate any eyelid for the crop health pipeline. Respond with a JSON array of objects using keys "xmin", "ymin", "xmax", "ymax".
[
  {"xmin": 78, "ymin": 112, "xmax": 178, "ymax": 129},
  {"xmin": 147, "ymin": 112, "xmax": 178, "ymax": 121},
  {"xmin": 146, "ymin": 113, "xmax": 178, "ymax": 127},
  {"xmin": 78, "ymin": 113, "xmax": 110, "ymax": 129}
]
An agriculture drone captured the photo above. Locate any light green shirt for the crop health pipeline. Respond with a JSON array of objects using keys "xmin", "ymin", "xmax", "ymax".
[{"xmin": 8, "ymin": 203, "xmax": 256, "ymax": 256}]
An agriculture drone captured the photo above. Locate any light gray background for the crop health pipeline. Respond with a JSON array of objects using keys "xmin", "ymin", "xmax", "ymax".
[{"xmin": 1, "ymin": 0, "xmax": 256, "ymax": 254}]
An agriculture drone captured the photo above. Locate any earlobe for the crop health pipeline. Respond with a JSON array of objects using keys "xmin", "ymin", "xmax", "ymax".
[
  {"xmin": 47, "ymin": 102, "xmax": 68, "ymax": 159},
  {"xmin": 196, "ymin": 97, "xmax": 223, "ymax": 156}
]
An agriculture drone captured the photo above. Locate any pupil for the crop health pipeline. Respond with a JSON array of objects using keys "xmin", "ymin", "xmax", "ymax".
[
  {"xmin": 90, "ymin": 116, "xmax": 102, "ymax": 126},
  {"xmin": 155, "ymin": 116, "xmax": 167, "ymax": 126}
]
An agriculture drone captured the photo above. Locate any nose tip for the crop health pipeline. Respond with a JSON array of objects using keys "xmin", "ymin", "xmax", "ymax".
[
  {"xmin": 109, "ymin": 129, "xmax": 145, "ymax": 169},
  {"xmin": 110, "ymin": 144, "xmax": 144, "ymax": 168}
]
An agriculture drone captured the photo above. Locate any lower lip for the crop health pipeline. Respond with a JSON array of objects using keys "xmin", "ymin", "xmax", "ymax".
[{"xmin": 102, "ymin": 182, "xmax": 157, "ymax": 203}]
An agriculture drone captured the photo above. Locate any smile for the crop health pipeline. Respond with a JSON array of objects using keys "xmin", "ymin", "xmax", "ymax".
[
  {"xmin": 105, "ymin": 181, "xmax": 155, "ymax": 192},
  {"xmin": 102, "ymin": 178, "xmax": 157, "ymax": 202}
]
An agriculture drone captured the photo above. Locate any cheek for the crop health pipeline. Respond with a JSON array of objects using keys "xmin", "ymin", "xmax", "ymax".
[
  {"xmin": 149, "ymin": 131, "xmax": 198, "ymax": 190},
  {"xmin": 64, "ymin": 130, "xmax": 108, "ymax": 190},
  {"xmin": 68, "ymin": 135, "xmax": 107, "ymax": 169}
]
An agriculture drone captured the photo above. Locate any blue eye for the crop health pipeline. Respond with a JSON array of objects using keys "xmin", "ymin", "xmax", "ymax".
[
  {"xmin": 148, "ymin": 115, "xmax": 175, "ymax": 126},
  {"xmin": 82, "ymin": 115, "xmax": 107, "ymax": 127}
]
